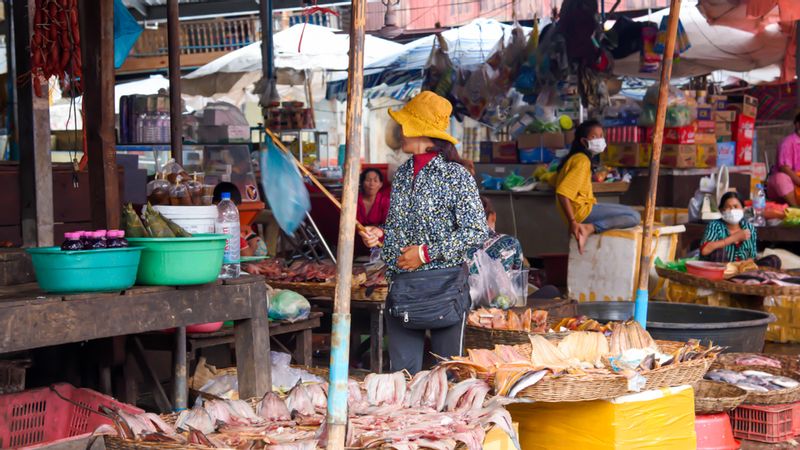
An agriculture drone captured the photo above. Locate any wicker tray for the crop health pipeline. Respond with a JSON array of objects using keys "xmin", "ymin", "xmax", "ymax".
[
  {"xmin": 517, "ymin": 356, "xmax": 712, "ymax": 402},
  {"xmin": 104, "ymin": 437, "xmax": 216, "ymax": 450},
  {"xmin": 711, "ymin": 353, "xmax": 800, "ymax": 376},
  {"xmin": 694, "ymin": 380, "xmax": 748, "ymax": 414},
  {"xmin": 267, "ymin": 276, "xmax": 375, "ymax": 301},
  {"xmin": 709, "ymin": 354, "xmax": 800, "ymax": 405},
  {"xmin": 656, "ymin": 267, "xmax": 800, "ymax": 297}
]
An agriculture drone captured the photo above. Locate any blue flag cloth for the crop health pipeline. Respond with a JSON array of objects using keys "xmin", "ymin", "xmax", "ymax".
[
  {"xmin": 261, "ymin": 140, "xmax": 311, "ymax": 235},
  {"xmin": 114, "ymin": 0, "xmax": 143, "ymax": 69}
]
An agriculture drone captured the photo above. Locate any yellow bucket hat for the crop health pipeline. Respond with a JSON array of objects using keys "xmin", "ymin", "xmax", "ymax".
[{"xmin": 388, "ymin": 91, "xmax": 458, "ymax": 145}]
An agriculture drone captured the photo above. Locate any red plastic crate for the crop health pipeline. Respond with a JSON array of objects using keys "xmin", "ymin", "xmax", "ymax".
[
  {"xmin": 0, "ymin": 383, "xmax": 142, "ymax": 449},
  {"xmin": 731, "ymin": 403, "xmax": 795, "ymax": 444},
  {"xmin": 793, "ymin": 402, "xmax": 800, "ymax": 437}
]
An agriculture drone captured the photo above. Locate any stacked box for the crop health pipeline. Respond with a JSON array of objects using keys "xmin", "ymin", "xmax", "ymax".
[
  {"xmin": 660, "ymin": 145, "xmax": 696, "ymax": 168},
  {"xmin": 717, "ymin": 142, "xmax": 736, "ymax": 167},
  {"xmin": 647, "ymin": 125, "xmax": 696, "ymax": 145},
  {"xmin": 696, "ymin": 144, "xmax": 718, "ymax": 168},
  {"xmin": 603, "ymin": 144, "xmax": 641, "ymax": 167},
  {"xmin": 606, "ymin": 126, "xmax": 645, "ymax": 144}
]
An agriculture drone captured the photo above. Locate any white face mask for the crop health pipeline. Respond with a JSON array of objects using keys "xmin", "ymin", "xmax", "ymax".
[
  {"xmin": 587, "ymin": 138, "xmax": 607, "ymax": 155},
  {"xmin": 721, "ymin": 208, "xmax": 744, "ymax": 225}
]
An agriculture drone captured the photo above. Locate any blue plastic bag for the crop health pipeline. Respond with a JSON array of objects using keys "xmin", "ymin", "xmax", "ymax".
[
  {"xmin": 114, "ymin": 0, "xmax": 143, "ymax": 69},
  {"xmin": 261, "ymin": 140, "xmax": 311, "ymax": 235}
]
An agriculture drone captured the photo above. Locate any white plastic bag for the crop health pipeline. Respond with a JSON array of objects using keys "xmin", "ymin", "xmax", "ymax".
[{"xmin": 469, "ymin": 249, "xmax": 524, "ymax": 309}]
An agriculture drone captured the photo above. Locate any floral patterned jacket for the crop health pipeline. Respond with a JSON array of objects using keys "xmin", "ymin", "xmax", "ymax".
[{"xmin": 382, "ymin": 155, "xmax": 489, "ymax": 276}]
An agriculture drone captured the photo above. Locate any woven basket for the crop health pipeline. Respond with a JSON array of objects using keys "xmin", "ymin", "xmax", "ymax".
[
  {"xmin": 656, "ymin": 267, "xmax": 800, "ymax": 297},
  {"xmin": 711, "ymin": 353, "xmax": 800, "ymax": 376},
  {"xmin": 694, "ymin": 380, "xmax": 748, "ymax": 415},
  {"xmin": 709, "ymin": 355, "xmax": 800, "ymax": 405},
  {"xmin": 517, "ymin": 356, "xmax": 712, "ymax": 402},
  {"xmin": 267, "ymin": 276, "xmax": 372, "ymax": 300},
  {"xmin": 104, "ymin": 437, "xmax": 216, "ymax": 450}
]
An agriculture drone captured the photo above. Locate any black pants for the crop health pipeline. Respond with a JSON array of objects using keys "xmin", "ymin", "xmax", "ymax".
[{"xmin": 385, "ymin": 312, "xmax": 465, "ymax": 375}]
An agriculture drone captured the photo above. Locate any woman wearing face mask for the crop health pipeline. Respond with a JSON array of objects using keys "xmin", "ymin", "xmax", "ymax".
[
  {"xmin": 700, "ymin": 192, "xmax": 757, "ymax": 262},
  {"xmin": 554, "ymin": 120, "xmax": 641, "ymax": 253},
  {"xmin": 359, "ymin": 91, "xmax": 488, "ymax": 375}
]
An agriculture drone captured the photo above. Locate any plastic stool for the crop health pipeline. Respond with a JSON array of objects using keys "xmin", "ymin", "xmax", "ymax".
[{"xmin": 696, "ymin": 412, "xmax": 740, "ymax": 450}]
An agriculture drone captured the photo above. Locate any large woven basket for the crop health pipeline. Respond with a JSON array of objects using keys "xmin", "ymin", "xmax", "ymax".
[
  {"xmin": 104, "ymin": 437, "xmax": 212, "ymax": 450},
  {"xmin": 709, "ymin": 354, "xmax": 800, "ymax": 405},
  {"xmin": 516, "ymin": 356, "xmax": 712, "ymax": 402},
  {"xmin": 656, "ymin": 267, "xmax": 800, "ymax": 297},
  {"xmin": 694, "ymin": 380, "xmax": 748, "ymax": 415}
]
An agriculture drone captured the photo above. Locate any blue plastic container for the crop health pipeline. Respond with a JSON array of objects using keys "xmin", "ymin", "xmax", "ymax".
[{"xmin": 26, "ymin": 247, "xmax": 143, "ymax": 293}]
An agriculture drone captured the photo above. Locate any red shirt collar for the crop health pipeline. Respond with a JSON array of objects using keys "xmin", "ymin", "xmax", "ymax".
[{"xmin": 413, "ymin": 152, "xmax": 438, "ymax": 177}]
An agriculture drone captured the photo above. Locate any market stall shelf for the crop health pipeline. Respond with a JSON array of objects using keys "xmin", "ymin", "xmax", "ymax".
[
  {"xmin": 656, "ymin": 266, "xmax": 800, "ymax": 297},
  {"xmin": 0, "ymin": 275, "xmax": 272, "ymax": 401}
]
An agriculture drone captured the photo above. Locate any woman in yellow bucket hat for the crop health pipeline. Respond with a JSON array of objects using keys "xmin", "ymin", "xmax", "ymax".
[{"xmin": 359, "ymin": 91, "xmax": 488, "ymax": 374}]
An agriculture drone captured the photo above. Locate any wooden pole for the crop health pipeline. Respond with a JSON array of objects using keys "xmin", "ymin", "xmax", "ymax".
[
  {"xmin": 13, "ymin": 0, "xmax": 54, "ymax": 246},
  {"xmin": 634, "ymin": 0, "xmax": 682, "ymax": 326},
  {"xmin": 326, "ymin": 0, "xmax": 366, "ymax": 447},
  {"xmin": 167, "ymin": 0, "xmax": 183, "ymax": 165},
  {"xmin": 80, "ymin": 0, "xmax": 119, "ymax": 231},
  {"xmin": 260, "ymin": 0, "xmax": 274, "ymax": 79}
]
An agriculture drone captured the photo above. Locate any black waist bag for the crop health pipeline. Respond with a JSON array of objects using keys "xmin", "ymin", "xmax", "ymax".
[{"xmin": 387, "ymin": 266, "xmax": 469, "ymax": 330}]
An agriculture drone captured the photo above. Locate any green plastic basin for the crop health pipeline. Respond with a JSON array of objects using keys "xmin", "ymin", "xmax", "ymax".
[
  {"xmin": 127, "ymin": 234, "xmax": 227, "ymax": 286},
  {"xmin": 26, "ymin": 247, "xmax": 142, "ymax": 293}
]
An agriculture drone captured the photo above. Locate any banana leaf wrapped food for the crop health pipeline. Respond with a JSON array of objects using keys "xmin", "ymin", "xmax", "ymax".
[
  {"xmin": 122, "ymin": 203, "xmax": 148, "ymax": 237},
  {"xmin": 142, "ymin": 203, "xmax": 175, "ymax": 237}
]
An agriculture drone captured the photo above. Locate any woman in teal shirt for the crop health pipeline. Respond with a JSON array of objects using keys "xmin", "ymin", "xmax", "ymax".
[{"xmin": 700, "ymin": 192, "xmax": 757, "ymax": 262}]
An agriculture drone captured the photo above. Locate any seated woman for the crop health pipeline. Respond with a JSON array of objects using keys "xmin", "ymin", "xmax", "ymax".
[
  {"xmin": 554, "ymin": 119, "xmax": 640, "ymax": 253},
  {"xmin": 700, "ymin": 192, "xmax": 757, "ymax": 262},
  {"xmin": 357, "ymin": 168, "xmax": 391, "ymax": 227},
  {"xmin": 766, "ymin": 113, "xmax": 800, "ymax": 206}
]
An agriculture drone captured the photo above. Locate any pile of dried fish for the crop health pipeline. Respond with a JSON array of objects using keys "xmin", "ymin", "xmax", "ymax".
[
  {"xmin": 552, "ymin": 316, "xmax": 615, "ymax": 334},
  {"xmin": 467, "ymin": 307, "xmax": 548, "ymax": 332},
  {"xmin": 441, "ymin": 325, "xmax": 723, "ymax": 398},
  {"xmin": 96, "ymin": 371, "xmax": 521, "ymax": 450},
  {"xmin": 706, "ymin": 369, "xmax": 800, "ymax": 392}
]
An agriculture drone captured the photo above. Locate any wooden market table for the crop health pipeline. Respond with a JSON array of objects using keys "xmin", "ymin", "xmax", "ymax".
[
  {"xmin": 0, "ymin": 275, "xmax": 272, "ymax": 404},
  {"xmin": 679, "ymin": 222, "xmax": 800, "ymax": 257}
]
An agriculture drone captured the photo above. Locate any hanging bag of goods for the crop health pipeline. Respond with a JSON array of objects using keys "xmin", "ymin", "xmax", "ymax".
[{"xmin": 30, "ymin": 0, "xmax": 82, "ymax": 97}]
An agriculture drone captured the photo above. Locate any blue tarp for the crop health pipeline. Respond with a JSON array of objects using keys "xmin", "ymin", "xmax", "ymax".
[{"xmin": 114, "ymin": 0, "xmax": 143, "ymax": 69}]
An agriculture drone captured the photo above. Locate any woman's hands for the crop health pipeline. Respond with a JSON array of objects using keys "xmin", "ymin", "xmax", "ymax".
[
  {"xmin": 729, "ymin": 228, "xmax": 752, "ymax": 245},
  {"xmin": 359, "ymin": 226, "xmax": 384, "ymax": 248},
  {"xmin": 398, "ymin": 246, "xmax": 424, "ymax": 271}
]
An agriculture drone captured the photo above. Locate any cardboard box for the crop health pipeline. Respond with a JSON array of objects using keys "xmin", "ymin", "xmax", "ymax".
[
  {"xmin": 696, "ymin": 144, "xmax": 718, "ymax": 168},
  {"xmin": 730, "ymin": 94, "xmax": 758, "ymax": 119},
  {"xmin": 517, "ymin": 132, "xmax": 566, "ymax": 150},
  {"xmin": 606, "ymin": 126, "xmax": 645, "ymax": 143},
  {"xmin": 492, "ymin": 141, "xmax": 519, "ymax": 163},
  {"xmin": 714, "ymin": 110, "xmax": 737, "ymax": 122},
  {"xmin": 647, "ymin": 125, "xmax": 696, "ymax": 144},
  {"xmin": 715, "ymin": 121, "xmax": 733, "ymax": 136},
  {"xmin": 660, "ymin": 144, "xmax": 696, "ymax": 168},
  {"xmin": 639, "ymin": 144, "xmax": 653, "ymax": 167},
  {"xmin": 717, "ymin": 142, "xmax": 736, "ymax": 167},
  {"xmin": 710, "ymin": 95, "xmax": 728, "ymax": 111},
  {"xmin": 696, "ymin": 120, "xmax": 716, "ymax": 134},
  {"xmin": 565, "ymin": 129, "xmax": 576, "ymax": 146},
  {"xmin": 696, "ymin": 106, "xmax": 713, "ymax": 121},
  {"xmin": 197, "ymin": 125, "xmax": 251, "ymax": 143},
  {"xmin": 736, "ymin": 139, "xmax": 753, "ymax": 166},
  {"xmin": 695, "ymin": 133, "xmax": 717, "ymax": 145},
  {"xmin": 734, "ymin": 115, "xmax": 756, "ymax": 142},
  {"xmin": 604, "ymin": 143, "xmax": 641, "ymax": 167}
]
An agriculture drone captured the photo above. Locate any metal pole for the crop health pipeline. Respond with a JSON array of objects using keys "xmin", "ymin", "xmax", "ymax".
[
  {"xmin": 326, "ymin": 0, "xmax": 366, "ymax": 447},
  {"xmin": 634, "ymin": 0, "xmax": 682, "ymax": 327},
  {"xmin": 172, "ymin": 326, "xmax": 187, "ymax": 410},
  {"xmin": 260, "ymin": 0, "xmax": 274, "ymax": 79},
  {"xmin": 167, "ymin": 0, "xmax": 183, "ymax": 165}
]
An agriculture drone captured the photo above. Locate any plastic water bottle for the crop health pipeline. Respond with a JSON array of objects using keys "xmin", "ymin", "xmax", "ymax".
[
  {"xmin": 753, "ymin": 183, "xmax": 767, "ymax": 227},
  {"xmin": 216, "ymin": 192, "xmax": 241, "ymax": 278}
]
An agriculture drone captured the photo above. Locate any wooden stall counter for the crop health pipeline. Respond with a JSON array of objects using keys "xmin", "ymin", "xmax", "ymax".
[{"xmin": 0, "ymin": 275, "xmax": 271, "ymax": 400}]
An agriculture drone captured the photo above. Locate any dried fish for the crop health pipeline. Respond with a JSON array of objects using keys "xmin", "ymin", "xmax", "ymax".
[
  {"xmin": 445, "ymin": 379, "xmax": 490, "ymax": 413},
  {"xmin": 257, "ymin": 391, "xmax": 292, "ymax": 421},
  {"xmin": 226, "ymin": 399, "xmax": 263, "ymax": 423},
  {"xmin": 528, "ymin": 334, "xmax": 573, "ymax": 370},
  {"xmin": 365, "ymin": 372, "xmax": 407, "ymax": 406},
  {"xmin": 507, "ymin": 370, "xmax": 548, "ymax": 398},
  {"xmin": 305, "ymin": 382, "xmax": 328, "ymax": 411},
  {"xmin": 406, "ymin": 366, "xmax": 448, "ymax": 411},
  {"xmin": 609, "ymin": 320, "xmax": 657, "ymax": 355},
  {"xmin": 176, "ymin": 406, "xmax": 216, "ymax": 435},
  {"xmin": 557, "ymin": 331, "xmax": 609, "ymax": 367},
  {"xmin": 285, "ymin": 383, "xmax": 315, "ymax": 416}
]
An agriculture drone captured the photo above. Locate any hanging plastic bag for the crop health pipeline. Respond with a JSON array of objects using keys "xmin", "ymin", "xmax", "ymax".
[
  {"xmin": 113, "ymin": 0, "xmax": 143, "ymax": 69},
  {"xmin": 261, "ymin": 139, "xmax": 311, "ymax": 235},
  {"xmin": 269, "ymin": 290, "xmax": 311, "ymax": 323},
  {"xmin": 468, "ymin": 249, "xmax": 522, "ymax": 309},
  {"xmin": 655, "ymin": 16, "xmax": 691, "ymax": 56}
]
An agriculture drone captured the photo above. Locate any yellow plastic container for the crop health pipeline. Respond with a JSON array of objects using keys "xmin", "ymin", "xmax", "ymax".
[
  {"xmin": 483, "ymin": 423, "xmax": 519, "ymax": 450},
  {"xmin": 764, "ymin": 295, "xmax": 800, "ymax": 343},
  {"xmin": 508, "ymin": 385, "xmax": 696, "ymax": 450}
]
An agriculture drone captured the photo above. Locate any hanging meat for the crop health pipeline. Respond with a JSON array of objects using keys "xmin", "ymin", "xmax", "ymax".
[{"xmin": 30, "ymin": 0, "xmax": 82, "ymax": 97}]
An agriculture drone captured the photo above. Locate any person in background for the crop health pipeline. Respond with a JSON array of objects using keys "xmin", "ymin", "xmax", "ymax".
[
  {"xmin": 357, "ymin": 168, "xmax": 391, "ymax": 227},
  {"xmin": 240, "ymin": 226, "xmax": 267, "ymax": 257},
  {"xmin": 554, "ymin": 119, "xmax": 640, "ymax": 254},
  {"xmin": 359, "ymin": 91, "xmax": 488, "ymax": 374},
  {"xmin": 467, "ymin": 196, "xmax": 525, "ymax": 274},
  {"xmin": 767, "ymin": 113, "xmax": 800, "ymax": 206},
  {"xmin": 700, "ymin": 192, "xmax": 757, "ymax": 262}
]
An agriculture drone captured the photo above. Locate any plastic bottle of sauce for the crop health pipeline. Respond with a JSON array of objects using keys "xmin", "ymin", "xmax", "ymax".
[
  {"xmin": 61, "ymin": 232, "xmax": 84, "ymax": 251},
  {"xmin": 91, "ymin": 230, "xmax": 108, "ymax": 249},
  {"xmin": 79, "ymin": 231, "xmax": 93, "ymax": 249},
  {"xmin": 107, "ymin": 230, "xmax": 129, "ymax": 248}
]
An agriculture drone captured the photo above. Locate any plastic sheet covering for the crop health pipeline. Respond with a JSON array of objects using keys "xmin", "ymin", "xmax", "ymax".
[
  {"xmin": 764, "ymin": 295, "xmax": 800, "ymax": 343},
  {"xmin": 508, "ymin": 385, "xmax": 696, "ymax": 450},
  {"xmin": 113, "ymin": 0, "xmax": 143, "ymax": 69}
]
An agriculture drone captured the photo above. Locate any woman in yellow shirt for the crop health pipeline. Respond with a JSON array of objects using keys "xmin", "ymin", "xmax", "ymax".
[{"xmin": 555, "ymin": 120, "xmax": 640, "ymax": 253}]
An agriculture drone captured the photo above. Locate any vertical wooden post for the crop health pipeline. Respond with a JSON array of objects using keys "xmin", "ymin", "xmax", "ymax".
[
  {"xmin": 260, "ymin": 0, "xmax": 274, "ymax": 79},
  {"xmin": 13, "ymin": 0, "xmax": 54, "ymax": 247},
  {"xmin": 326, "ymin": 0, "xmax": 366, "ymax": 447},
  {"xmin": 167, "ymin": 0, "xmax": 183, "ymax": 165},
  {"xmin": 634, "ymin": 0, "xmax": 682, "ymax": 326},
  {"xmin": 81, "ymin": 0, "xmax": 119, "ymax": 231}
]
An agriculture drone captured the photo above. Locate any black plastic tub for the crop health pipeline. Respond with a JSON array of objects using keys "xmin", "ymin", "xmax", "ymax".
[{"xmin": 576, "ymin": 301, "xmax": 776, "ymax": 353}]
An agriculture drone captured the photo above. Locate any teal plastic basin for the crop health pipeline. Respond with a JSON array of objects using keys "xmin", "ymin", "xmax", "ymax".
[
  {"xmin": 26, "ymin": 247, "xmax": 143, "ymax": 293},
  {"xmin": 127, "ymin": 234, "xmax": 227, "ymax": 286}
]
